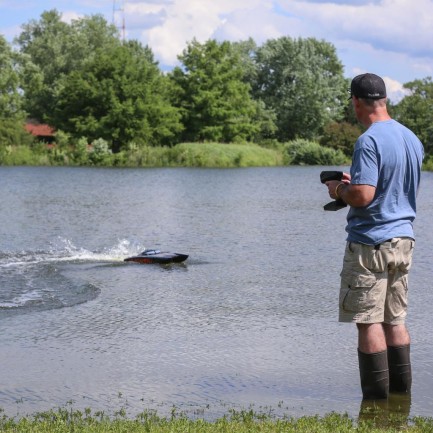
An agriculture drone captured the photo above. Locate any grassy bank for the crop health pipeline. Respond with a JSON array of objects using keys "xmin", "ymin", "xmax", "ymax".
[
  {"xmin": 2, "ymin": 140, "xmax": 433, "ymax": 170},
  {"xmin": 0, "ymin": 140, "xmax": 349, "ymax": 168},
  {"xmin": 1, "ymin": 407, "xmax": 433, "ymax": 433},
  {"xmin": 0, "ymin": 140, "xmax": 433, "ymax": 171}
]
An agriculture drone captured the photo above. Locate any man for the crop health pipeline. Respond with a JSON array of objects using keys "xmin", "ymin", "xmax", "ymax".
[{"xmin": 324, "ymin": 73, "xmax": 424, "ymax": 400}]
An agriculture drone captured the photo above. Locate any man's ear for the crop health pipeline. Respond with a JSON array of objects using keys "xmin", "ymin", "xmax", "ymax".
[{"xmin": 353, "ymin": 96, "xmax": 362, "ymax": 110}]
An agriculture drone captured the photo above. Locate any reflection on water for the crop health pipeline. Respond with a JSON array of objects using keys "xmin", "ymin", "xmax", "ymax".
[
  {"xmin": 358, "ymin": 393, "xmax": 412, "ymax": 429},
  {"xmin": 1, "ymin": 166, "xmax": 433, "ymax": 420}
]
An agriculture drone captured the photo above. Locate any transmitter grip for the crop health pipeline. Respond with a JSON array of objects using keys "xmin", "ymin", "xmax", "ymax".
[{"xmin": 320, "ymin": 170, "xmax": 347, "ymax": 211}]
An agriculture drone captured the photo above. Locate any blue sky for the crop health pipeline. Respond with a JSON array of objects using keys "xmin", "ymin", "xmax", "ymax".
[{"xmin": 1, "ymin": 0, "xmax": 433, "ymax": 102}]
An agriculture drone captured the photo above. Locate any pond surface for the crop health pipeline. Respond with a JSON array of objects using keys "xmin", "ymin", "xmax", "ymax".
[{"xmin": 1, "ymin": 166, "xmax": 432, "ymax": 419}]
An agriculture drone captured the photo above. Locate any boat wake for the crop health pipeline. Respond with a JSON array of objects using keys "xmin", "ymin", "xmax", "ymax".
[
  {"xmin": 0, "ymin": 238, "xmax": 146, "ymax": 268},
  {"xmin": 0, "ymin": 238, "xmax": 145, "ymax": 314}
]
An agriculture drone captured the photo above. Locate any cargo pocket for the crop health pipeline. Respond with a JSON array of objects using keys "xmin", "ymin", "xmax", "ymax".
[
  {"xmin": 340, "ymin": 272, "xmax": 377, "ymax": 313},
  {"xmin": 398, "ymin": 239, "xmax": 415, "ymax": 273}
]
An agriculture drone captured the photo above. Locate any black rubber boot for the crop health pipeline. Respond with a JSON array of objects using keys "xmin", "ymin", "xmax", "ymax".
[
  {"xmin": 358, "ymin": 349, "xmax": 389, "ymax": 400},
  {"xmin": 388, "ymin": 345, "xmax": 412, "ymax": 393}
]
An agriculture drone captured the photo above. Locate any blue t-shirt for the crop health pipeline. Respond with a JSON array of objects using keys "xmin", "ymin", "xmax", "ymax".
[{"xmin": 346, "ymin": 119, "xmax": 424, "ymax": 245}]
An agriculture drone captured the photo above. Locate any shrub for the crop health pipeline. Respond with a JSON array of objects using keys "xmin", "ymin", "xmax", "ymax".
[
  {"xmin": 0, "ymin": 118, "xmax": 34, "ymax": 148},
  {"xmin": 320, "ymin": 121, "xmax": 362, "ymax": 156},
  {"xmin": 54, "ymin": 130, "xmax": 71, "ymax": 148},
  {"xmin": 0, "ymin": 145, "xmax": 46, "ymax": 165},
  {"xmin": 72, "ymin": 136, "xmax": 89, "ymax": 165},
  {"xmin": 89, "ymin": 138, "xmax": 112, "ymax": 165},
  {"xmin": 283, "ymin": 139, "xmax": 349, "ymax": 165}
]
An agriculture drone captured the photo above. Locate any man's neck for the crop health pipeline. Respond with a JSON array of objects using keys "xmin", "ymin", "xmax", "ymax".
[{"xmin": 364, "ymin": 109, "xmax": 392, "ymax": 127}]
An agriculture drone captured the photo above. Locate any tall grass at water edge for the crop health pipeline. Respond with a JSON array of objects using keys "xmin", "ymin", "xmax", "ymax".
[{"xmin": 0, "ymin": 141, "xmax": 349, "ymax": 168}]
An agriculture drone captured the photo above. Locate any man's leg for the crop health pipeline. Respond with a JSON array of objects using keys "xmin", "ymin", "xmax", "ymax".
[
  {"xmin": 339, "ymin": 242, "xmax": 392, "ymax": 400},
  {"xmin": 383, "ymin": 323, "xmax": 410, "ymax": 346},
  {"xmin": 357, "ymin": 323, "xmax": 389, "ymax": 399},
  {"xmin": 382, "ymin": 237, "xmax": 413, "ymax": 393},
  {"xmin": 384, "ymin": 324, "xmax": 412, "ymax": 393},
  {"xmin": 358, "ymin": 323, "xmax": 387, "ymax": 353}
]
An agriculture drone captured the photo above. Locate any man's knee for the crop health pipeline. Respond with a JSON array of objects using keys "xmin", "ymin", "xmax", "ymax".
[{"xmin": 383, "ymin": 323, "xmax": 410, "ymax": 346}]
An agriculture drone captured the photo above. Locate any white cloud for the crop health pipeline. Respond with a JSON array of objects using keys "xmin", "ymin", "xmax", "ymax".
[
  {"xmin": 60, "ymin": 10, "xmax": 81, "ymax": 23},
  {"xmin": 270, "ymin": 0, "xmax": 433, "ymax": 91},
  {"xmin": 213, "ymin": 4, "xmax": 288, "ymax": 44},
  {"xmin": 137, "ymin": 0, "xmax": 224, "ymax": 64},
  {"xmin": 278, "ymin": 0, "xmax": 433, "ymax": 58},
  {"xmin": 121, "ymin": 2, "xmax": 167, "ymax": 33},
  {"xmin": 126, "ymin": 0, "xmax": 275, "ymax": 64},
  {"xmin": 383, "ymin": 76, "xmax": 411, "ymax": 103}
]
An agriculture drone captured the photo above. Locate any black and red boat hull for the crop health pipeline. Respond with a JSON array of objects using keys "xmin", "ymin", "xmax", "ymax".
[{"xmin": 124, "ymin": 250, "xmax": 188, "ymax": 264}]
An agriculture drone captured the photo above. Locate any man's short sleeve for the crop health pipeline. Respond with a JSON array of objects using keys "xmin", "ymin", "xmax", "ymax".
[{"xmin": 350, "ymin": 137, "xmax": 378, "ymax": 187}]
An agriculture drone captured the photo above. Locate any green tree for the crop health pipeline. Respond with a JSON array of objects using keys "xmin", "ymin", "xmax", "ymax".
[
  {"xmin": 52, "ymin": 41, "xmax": 182, "ymax": 148},
  {"xmin": 0, "ymin": 35, "xmax": 23, "ymax": 118},
  {"xmin": 231, "ymin": 38, "xmax": 277, "ymax": 141},
  {"xmin": 15, "ymin": 10, "xmax": 72, "ymax": 120},
  {"xmin": 231, "ymin": 38, "xmax": 259, "ymax": 87},
  {"xmin": 170, "ymin": 39, "xmax": 263, "ymax": 143},
  {"xmin": 393, "ymin": 77, "xmax": 433, "ymax": 155},
  {"xmin": 15, "ymin": 10, "xmax": 120, "ymax": 121},
  {"xmin": 252, "ymin": 37, "xmax": 347, "ymax": 142},
  {"xmin": 0, "ymin": 35, "xmax": 33, "ymax": 150}
]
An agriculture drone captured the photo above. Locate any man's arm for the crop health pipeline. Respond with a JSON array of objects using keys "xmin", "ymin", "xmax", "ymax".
[{"xmin": 326, "ymin": 180, "xmax": 376, "ymax": 207}]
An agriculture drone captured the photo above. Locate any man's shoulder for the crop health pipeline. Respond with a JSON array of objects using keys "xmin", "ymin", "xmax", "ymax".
[{"xmin": 390, "ymin": 119, "xmax": 420, "ymax": 139}]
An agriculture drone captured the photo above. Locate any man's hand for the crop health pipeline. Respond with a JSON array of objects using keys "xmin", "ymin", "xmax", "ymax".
[
  {"xmin": 320, "ymin": 170, "xmax": 350, "ymax": 211},
  {"xmin": 326, "ymin": 180, "xmax": 345, "ymax": 199},
  {"xmin": 326, "ymin": 179, "xmax": 376, "ymax": 207}
]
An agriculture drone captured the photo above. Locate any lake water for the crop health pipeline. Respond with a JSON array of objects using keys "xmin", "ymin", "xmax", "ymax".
[{"xmin": 1, "ymin": 166, "xmax": 433, "ymax": 420}]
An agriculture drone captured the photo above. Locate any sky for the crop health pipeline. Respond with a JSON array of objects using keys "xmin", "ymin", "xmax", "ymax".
[{"xmin": 1, "ymin": 0, "xmax": 433, "ymax": 103}]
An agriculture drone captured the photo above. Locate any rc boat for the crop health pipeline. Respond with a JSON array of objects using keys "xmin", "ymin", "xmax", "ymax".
[{"xmin": 124, "ymin": 249, "xmax": 188, "ymax": 264}]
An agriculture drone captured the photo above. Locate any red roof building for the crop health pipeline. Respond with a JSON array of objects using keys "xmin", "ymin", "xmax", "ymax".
[
  {"xmin": 25, "ymin": 123, "xmax": 55, "ymax": 140},
  {"xmin": 25, "ymin": 121, "xmax": 55, "ymax": 146}
]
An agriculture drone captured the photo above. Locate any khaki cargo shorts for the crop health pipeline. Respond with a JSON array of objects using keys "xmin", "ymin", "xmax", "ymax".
[{"xmin": 339, "ymin": 237, "xmax": 415, "ymax": 324}]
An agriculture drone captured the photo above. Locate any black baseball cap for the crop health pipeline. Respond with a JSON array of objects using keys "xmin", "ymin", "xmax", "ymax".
[{"xmin": 349, "ymin": 73, "xmax": 387, "ymax": 100}]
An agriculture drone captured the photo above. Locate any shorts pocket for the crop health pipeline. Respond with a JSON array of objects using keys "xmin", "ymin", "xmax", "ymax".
[
  {"xmin": 340, "ymin": 272, "xmax": 377, "ymax": 313},
  {"xmin": 398, "ymin": 239, "xmax": 415, "ymax": 273}
]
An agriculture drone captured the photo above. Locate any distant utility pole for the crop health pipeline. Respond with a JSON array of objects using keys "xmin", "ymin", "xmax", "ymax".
[{"xmin": 112, "ymin": 0, "xmax": 126, "ymax": 41}]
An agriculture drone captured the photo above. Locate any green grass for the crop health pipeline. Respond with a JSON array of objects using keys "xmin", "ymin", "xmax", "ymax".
[
  {"xmin": 1, "ymin": 407, "xmax": 433, "ymax": 433},
  {"xmin": 168, "ymin": 142, "xmax": 283, "ymax": 167},
  {"xmin": 0, "ymin": 141, "xmax": 344, "ymax": 168}
]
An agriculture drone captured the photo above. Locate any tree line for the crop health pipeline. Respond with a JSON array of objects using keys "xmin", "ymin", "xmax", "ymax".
[{"xmin": 1, "ymin": 9, "xmax": 432, "ymax": 167}]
